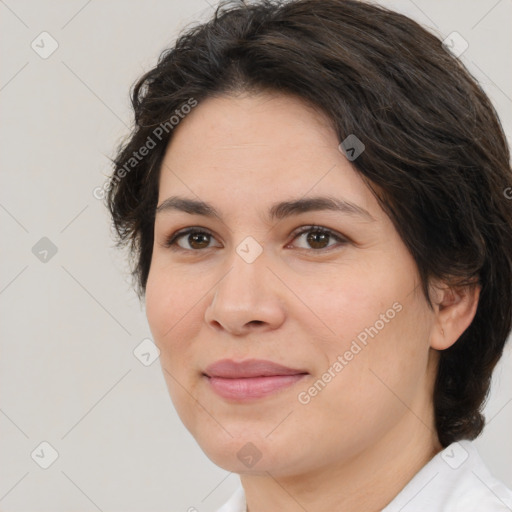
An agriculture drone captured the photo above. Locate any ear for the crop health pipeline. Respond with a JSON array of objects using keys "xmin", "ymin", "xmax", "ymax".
[{"xmin": 429, "ymin": 280, "xmax": 481, "ymax": 351}]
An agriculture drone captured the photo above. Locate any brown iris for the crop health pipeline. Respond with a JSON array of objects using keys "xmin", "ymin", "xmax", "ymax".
[
  {"xmin": 306, "ymin": 230, "xmax": 330, "ymax": 249},
  {"xmin": 188, "ymin": 232, "xmax": 210, "ymax": 249}
]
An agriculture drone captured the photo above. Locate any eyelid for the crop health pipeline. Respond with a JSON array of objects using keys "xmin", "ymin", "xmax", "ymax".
[{"xmin": 290, "ymin": 224, "xmax": 346, "ymax": 239}]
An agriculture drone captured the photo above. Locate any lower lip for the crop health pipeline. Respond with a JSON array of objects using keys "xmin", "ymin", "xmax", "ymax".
[{"xmin": 205, "ymin": 374, "xmax": 308, "ymax": 401}]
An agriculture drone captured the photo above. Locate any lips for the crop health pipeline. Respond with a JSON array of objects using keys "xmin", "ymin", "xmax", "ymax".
[
  {"xmin": 203, "ymin": 359, "xmax": 309, "ymax": 401},
  {"xmin": 203, "ymin": 358, "xmax": 308, "ymax": 378}
]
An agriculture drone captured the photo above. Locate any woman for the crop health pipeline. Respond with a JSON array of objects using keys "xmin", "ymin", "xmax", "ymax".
[{"xmin": 106, "ymin": 0, "xmax": 512, "ymax": 510}]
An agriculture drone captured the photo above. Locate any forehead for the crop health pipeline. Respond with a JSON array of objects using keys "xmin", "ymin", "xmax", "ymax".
[
  {"xmin": 162, "ymin": 92, "xmax": 336, "ymax": 168},
  {"xmin": 156, "ymin": 92, "xmax": 377, "ymax": 220}
]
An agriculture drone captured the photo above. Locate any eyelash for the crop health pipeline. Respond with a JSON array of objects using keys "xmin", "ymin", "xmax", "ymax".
[{"xmin": 162, "ymin": 225, "xmax": 348, "ymax": 252}]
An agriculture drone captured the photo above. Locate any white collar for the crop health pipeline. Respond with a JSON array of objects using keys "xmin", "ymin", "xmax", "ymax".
[{"xmin": 216, "ymin": 440, "xmax": 512, "ymax": 511}]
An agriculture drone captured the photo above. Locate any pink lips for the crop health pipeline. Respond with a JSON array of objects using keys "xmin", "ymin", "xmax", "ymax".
[{"xmin": 203, "ymin": 359, "xmax": 308, "ymax": 401}]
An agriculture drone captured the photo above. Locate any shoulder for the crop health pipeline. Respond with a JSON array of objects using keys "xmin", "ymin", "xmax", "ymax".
[
  {"xmin": 444, "ymin": 441, "xmax": 512, "ymax": 512},
  {"xmin": 383, "ymin": 440, "xmax": 512, "ymax": 512}
]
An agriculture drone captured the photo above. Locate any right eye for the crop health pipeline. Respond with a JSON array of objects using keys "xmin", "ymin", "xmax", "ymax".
[{"xmin": 163, "ymin": 228, "xmax": 222, "ymax": 251}]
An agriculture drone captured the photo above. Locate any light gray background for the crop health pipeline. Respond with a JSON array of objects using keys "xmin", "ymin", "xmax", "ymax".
[{"xmin": 0, "ymin": 0, "xmax": 511, "ymax": 511}]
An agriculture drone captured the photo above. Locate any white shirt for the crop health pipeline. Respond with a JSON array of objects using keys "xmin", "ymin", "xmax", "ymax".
[{"xmin": 215, "ymin": 440, "xmax": 512, "ymax": 511}]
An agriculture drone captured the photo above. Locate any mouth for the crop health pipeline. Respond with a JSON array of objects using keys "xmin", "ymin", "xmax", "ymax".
[{"xmin": 202, "ymin": 358, "xmax": 309, "ymax": 401}]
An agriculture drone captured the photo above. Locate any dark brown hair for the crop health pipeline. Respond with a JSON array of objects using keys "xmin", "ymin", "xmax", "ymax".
[{"xmin": 106, "ymin": 0, "xmax": 512, "ymax": 447}]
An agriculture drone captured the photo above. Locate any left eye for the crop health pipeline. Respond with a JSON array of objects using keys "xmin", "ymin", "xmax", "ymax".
[{"xmin": 290, "ymin": 226, "xmax": 347, "ymax": 250}]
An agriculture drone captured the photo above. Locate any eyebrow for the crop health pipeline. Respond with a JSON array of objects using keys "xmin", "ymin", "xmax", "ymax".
[{"xmin": 155, "ymin": 195, "xmax": 375, "ymax": 222}]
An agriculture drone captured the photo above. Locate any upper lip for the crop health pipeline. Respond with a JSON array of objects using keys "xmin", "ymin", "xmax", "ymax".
[{"xmin": 203, "ymin": 359, "xmax": 308, "ymax": 378}]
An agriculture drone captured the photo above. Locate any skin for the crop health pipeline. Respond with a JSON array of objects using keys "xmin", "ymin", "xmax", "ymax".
[{"xmin": 145, "ymin": 91, "xmax": 480, "ymax": 512}]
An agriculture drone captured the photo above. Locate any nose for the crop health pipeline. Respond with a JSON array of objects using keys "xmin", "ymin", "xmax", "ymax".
[{"xmin": 204, "ymin": 246, "xmax": 287, "ymax": 336}]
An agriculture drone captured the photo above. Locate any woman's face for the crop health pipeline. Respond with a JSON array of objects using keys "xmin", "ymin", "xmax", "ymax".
[{"xmin": 145, "ymin": 91, "xmax": 439, "ymax": 476}]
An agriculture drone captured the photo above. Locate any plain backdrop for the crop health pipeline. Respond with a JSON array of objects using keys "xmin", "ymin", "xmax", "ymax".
[{"xmin": 0, "ymin": 0, "xmax": 511, "ymax": 511}]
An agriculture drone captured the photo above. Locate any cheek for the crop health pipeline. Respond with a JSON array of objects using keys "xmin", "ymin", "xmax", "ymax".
[
  {"xmin": 146, "ymin": 262, "xmax": 198, "ymax": 340},
  {"xmin": 293, "ymin": 255, "xmax": 432, "ymax": 405},
  {"xmin": 145, "ymin": 268, "xmax": 205, "ymax": 424},
  {"xmin": 303, "ymin": 244, "xmax": 427, "ymax": 353},
  {"xmin": 145, "ymin": 268, "xmax": 200, "ymax": 376},
  {"xmin": 145, "ymin": 271, "xmax": 171, "ymax": 342},
  {"xmin": 290, "ymin": 298, "xmax": 431, "ymax": 465},
  {"xmin": 289, "ymin": 264, "xmax": 399, "ymax": 348},
  {"xmin": 301, "ymin": 282, "xmax": 431, "ymax": 413}
]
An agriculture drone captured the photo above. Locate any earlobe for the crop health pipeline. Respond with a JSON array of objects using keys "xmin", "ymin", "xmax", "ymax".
[{"xmin": 429, "ymin": 281, "xmax": 481, "ymax": 351}]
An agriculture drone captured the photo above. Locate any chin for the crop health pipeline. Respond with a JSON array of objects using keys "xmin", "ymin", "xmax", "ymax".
[{"xmin": 194, "ymin": 430, "xmax": 262, "ymax": 466}]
